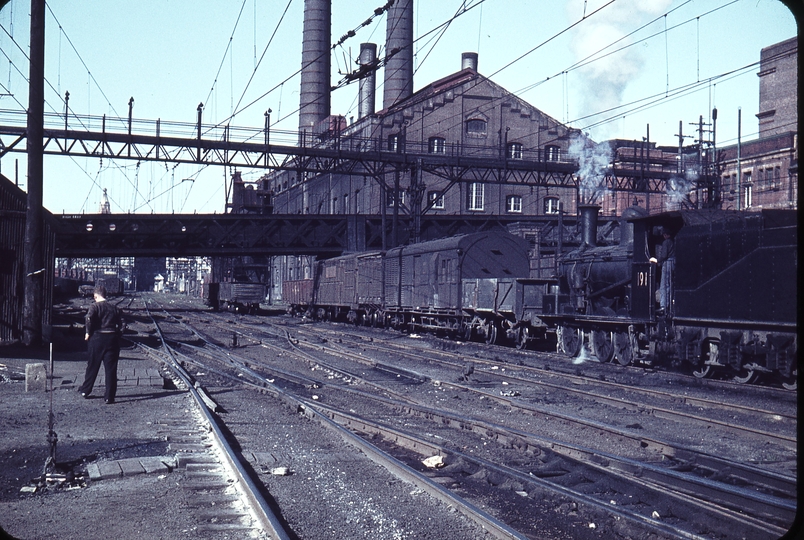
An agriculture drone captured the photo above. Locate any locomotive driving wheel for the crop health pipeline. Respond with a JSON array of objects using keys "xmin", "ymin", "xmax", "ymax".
[
  {"xmin": 782, "ymin": 367, "xmax": 797, "ymax": 391},
  {"xmin": 692, "ymin": 340, "xmax": 718, "ymax": 379},
  {"xmin": 591, "ymin": 330, "xmax": 614, "ymax": 363},
  {"xmin": 484, "ymin": 323, "xmax": 498, "ymax": 345},
  {"xmin": 558, "ymin": 326, "xmax": 581, "ymax": 357},
  {"xmin": 732, "ymin": 366, "xmax": 759, "ymax": 385},
  {"xmin": 612, "ymin": 331, "xmax": 632, "ymax": 366}
]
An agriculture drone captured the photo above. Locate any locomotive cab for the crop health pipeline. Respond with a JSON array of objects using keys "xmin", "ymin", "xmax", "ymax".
[{"xmin": 630, "ymin": 213, "xmax": 684, "ymax": 320}]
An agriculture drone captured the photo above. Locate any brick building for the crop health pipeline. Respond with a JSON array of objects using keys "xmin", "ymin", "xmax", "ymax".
[
  {"xmin": 264, "ymin": 53, "xmax": 580, "ymax": 221},
  {"xmin": 716, "ymin": 37, "xmax": 798, "ymax": 210}
]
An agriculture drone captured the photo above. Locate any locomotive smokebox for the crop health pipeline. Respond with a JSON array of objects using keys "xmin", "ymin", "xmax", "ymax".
[{"xmin": 579, "ymin": 205, "xmax": 600, "ymax": 248}]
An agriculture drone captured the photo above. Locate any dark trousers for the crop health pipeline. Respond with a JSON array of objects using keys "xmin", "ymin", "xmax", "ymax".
[{"xmin": 79, "ymin": 333, "xmax": 120, "ymax": 401}]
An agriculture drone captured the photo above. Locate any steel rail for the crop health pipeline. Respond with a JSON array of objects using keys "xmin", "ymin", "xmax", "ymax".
[
  {"xmin": 142, "ymin": 304, "xmax": 291, "ymax": 540},
  {"xmin": 144, "ymin": 304, "xmax": 531, "ymax": 540},
  {"xmin": 293, "ymin": 325, "xmax": 796, "ymax": 445},
  {"xmin": 307, "ymin": 400, "xmax": 788, "ymax": 540},
  {"xmin": 271, "ymin": 323, "xmax": 797, "ymax": 500},
  {"xmin": 148, "ymin": 308, "xmax": 796, "ymax": 538}
]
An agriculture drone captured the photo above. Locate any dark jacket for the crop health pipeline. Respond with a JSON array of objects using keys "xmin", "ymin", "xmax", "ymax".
[
  {"xmin": 657, "ymin": 236, "xmax": 675, "ymax": 264},
  {"xmin": 85, "ymin": 300, "xmax": 124, "ymax": 336}
]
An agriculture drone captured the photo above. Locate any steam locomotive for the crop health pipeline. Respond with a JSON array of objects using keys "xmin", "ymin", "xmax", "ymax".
[{"xmin": 282, "ymin": 207, "xmax": 797, "ymax": 389}]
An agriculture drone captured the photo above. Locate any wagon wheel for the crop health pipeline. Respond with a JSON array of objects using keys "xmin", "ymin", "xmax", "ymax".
[
  {"xmin": 558, "ymin": 326, "xmax": 581, "ymax": 357},
  {"xmin": 485, "ymin": 324, "xmax": 498, "ymax": 345},
  {"xmin": 612, "ymin": 331, "xmax": 632, "ymax": 366},
  {"xmin": 732, "ymin": 367, "xmax": 759, "ymax": 385},
  {"xmin": 692, "ymin": 365, "xmax": 714, "ymax": 379},
  {"xmin": 591, "ymin": 330, "xmax": 614, "ymax": 363},
  {"xmin": 782, "ymin": 367, "xmax": 797, "ymax": 391},
  {"xmin": 516, "ymin": 327, "xmax": 531, "ymax": 350},
  {"xmin": 692, "ymin": 340, "xmax": 717, "ymax": 379},
  {"xmin": 462, "ymin": 324, "xmax": 474, "ymax": 342}
]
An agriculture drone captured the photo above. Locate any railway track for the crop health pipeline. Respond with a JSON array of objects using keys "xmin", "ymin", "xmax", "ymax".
[
  {"xmin": 140, "ymin": 301, "xmax": 291, "ymax": 540},
  {"xmin": 142, "ymin": 298, "xmax": 529, "ymax": 540},
  {"xmin": 149, "ymin": 299, "xmax": 796, "ymax": 539}
]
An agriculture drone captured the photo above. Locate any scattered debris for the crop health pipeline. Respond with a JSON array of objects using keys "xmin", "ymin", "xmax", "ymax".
[
  {"xmin": 422, "ymin": 455, "xmax": 445, "ymax": 469},
  {"xmin": 270, "ymin": 467, "xmax": 291, "ymax": 476}
]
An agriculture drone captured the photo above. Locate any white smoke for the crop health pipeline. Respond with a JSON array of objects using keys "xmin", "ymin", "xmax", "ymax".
[
  {"xmin": 664, "ymin": 166, "xmax": 698, "ymax": 210},
  {"xmin": 569, "ymin": 133, "xmax": 612, "ymax": 204},
  {"xmin": 567, "ymin": 0, "xmax": 673, "ymax": 138}
]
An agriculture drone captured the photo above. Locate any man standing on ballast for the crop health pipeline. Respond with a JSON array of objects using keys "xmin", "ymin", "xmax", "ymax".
[{"xmin": 78, "ymin": 284, "xmax": 124, "ymax": 404}]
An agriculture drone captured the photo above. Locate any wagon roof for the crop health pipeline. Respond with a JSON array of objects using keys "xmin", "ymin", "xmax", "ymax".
[{"xmin": 386, "ymin": 231, "xmax": 528, "ymax": 256}]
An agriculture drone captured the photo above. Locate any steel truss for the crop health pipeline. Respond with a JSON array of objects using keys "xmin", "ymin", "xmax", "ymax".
[
  {"xmin": 0, "ymin": 109, "xmax": 677, "ymax": 193},
  {"xmin": 51, "ymin": 213, "xmax": 603, "ymax": 258}
]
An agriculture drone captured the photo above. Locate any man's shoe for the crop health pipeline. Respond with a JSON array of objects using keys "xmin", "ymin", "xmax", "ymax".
[
  {"xmin": 80, "ymin": 392, "xmax": 90, "ymax": 399},
  {"xmin": 105, "ymin": 399, "xmax": 115, "ymax": 404}
]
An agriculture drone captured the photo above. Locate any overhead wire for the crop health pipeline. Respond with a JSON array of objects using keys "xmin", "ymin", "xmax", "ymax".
[{"xmin": 203, "ymin": 0, "xmax": 250, "ymax": 116}]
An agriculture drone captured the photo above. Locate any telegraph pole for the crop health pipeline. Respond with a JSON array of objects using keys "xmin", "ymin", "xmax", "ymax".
[{"xmin": 23, "ymin": 0, "xmax": 45, "ymax": 345}]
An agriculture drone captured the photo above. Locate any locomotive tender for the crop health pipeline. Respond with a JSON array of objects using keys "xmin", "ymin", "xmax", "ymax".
[{"xmin": 283, "ymin": 208, "xmax": 797, "ymax": 389}]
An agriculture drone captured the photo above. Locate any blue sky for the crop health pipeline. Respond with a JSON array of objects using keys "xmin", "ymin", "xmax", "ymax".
[{"xmin": 0, "ymin": 0, "xmax": 797, "ymax": 214}]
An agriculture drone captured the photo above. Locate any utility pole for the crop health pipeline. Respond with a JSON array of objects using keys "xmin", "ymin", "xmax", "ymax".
[{"xmin": 23, "ymin": 0, "xmax": 45, "ymax": 346}]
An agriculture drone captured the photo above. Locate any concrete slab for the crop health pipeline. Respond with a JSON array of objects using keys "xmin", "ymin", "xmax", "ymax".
[
  {"xmin": 25, "ymin": 363, "xmax": 47, "ymax": 392},
  {"xmin": 96, "ymin": 461, "xmax": 123, "ymax": 480},
  {"xmin": 86, "ymin": 463, "xmax": 102, "ymax": 481},
  {"xmin": 118, "ymin": 457, "xmax": 146, "ymax": 477},
  {"xmin": 140, "ymin": 456, "xmax": 171, "ymax": 474}
]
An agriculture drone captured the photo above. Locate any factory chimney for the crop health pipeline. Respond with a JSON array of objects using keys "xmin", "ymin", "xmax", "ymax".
[
  {"xmin": 358, "ymin": 43, "xmax": 377, "ymax": 119},
  {"xmin": 299, "ymin": 0, "xmax": 331, "ymax": 139},
  {"xmin": 461, "ymin": 52, "xmax": 478, "ymax": 71},
  {"xmin": 383, "ymin": 0, "xmax": 413, "ymax": 110}
]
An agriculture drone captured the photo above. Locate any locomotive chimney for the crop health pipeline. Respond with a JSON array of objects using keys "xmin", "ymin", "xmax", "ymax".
[
  {"xmin": 579, "ymin": 204, "xmax": 600, "ymax": 248},
  {"xmin": 299, "ymin": 0, "xmax": 331, "ymax": 138},
  {"xmin": 358, "ymin": 43, "xmax": 377, "ymax": 119},
  {"xmin": 383, "ymin": 0, "xmax": 413, "ymax": 109},
  {"xmin": 461, "ymin": 52, "xmax": 478, "ymax": 71}
]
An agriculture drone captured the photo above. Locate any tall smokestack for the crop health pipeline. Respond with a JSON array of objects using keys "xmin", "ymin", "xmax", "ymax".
[
  {"xmin": 358, "ymin": 43, "xmax": 377, "ymax": 119},
  {"xmin": 383, "ymin": 0, "xmax": 413, "ymax": 110},
  {"xmin": 299, "ymin": 0, "xmax": 331, "ymax": 137},
  {"xmin": 461, "ymin": 52, "xmax": 478, "ymax": 71}
]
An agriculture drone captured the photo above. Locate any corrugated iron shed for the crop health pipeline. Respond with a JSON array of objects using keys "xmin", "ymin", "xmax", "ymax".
[{"xmin": 0, "ymin": 174, "xmax": 54, "ymax": 344}]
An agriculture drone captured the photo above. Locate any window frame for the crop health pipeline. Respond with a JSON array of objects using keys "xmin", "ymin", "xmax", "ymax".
[
  {"xmin": 506, "ymin": 194, "xmax": 523, "ymax": 213},
  {"xmin": 545, "ymin": 145, "xmax": 561, "ymax": 162},
  {"xmin": 386, "ymin": 189, "xmax": 406, "ymax": 208},
  {"xmin": 465, "ymin": 118, "xmax": 487, "ymax": 136},
  {"xmin": 507, "ymin": 142, "xmax": 523, "ymax": 160},
  {"xmin": 428, "ymin": 136, "xmax": 446, "ymax": 154},
  {"xmin": 467, "ymin": 183, "xmax": 484, "ymax": 211},
  {"xmin": 428, "ymin": 190, "xmax": 445, "ymax": 209},
  {"xmin": 388, "ymin": 134, "xmax": 400, "ymax": 153},
  {"xmin": 544, "ymin": 196, "xmax": 560, "ymax": 215}
]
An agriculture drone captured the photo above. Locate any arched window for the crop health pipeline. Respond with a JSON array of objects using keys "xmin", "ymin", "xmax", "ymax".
[
  {"xmin": 544, "ymin": 196, "xmax": 560, "ymax": 215},
  {"xmin": 545, "ymin": 145, "xmax": 561, "ymax": 161},
  {"xmin": 428, "ymin": 136, "xmax": 446, "ymax": 154},
  {"xmin": 507, "ymin": 142, "xmax": 523, "ymax": 160},
  {"xmin": 506, "ymin": 195, "xmax": 522, "ymax": 213},
  {"xmin": 466, "ymin": 119, "xmax": 487, "ymax": 135}
]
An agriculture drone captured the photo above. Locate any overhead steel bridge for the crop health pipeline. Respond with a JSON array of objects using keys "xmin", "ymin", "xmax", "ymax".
[
  {"xmin": 0, "ymin": 108, "xmax": 679, "ymax": 194},
  {"xmin": 49, "ymin": 212, "xmax": 602, "ymax": 258}
]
